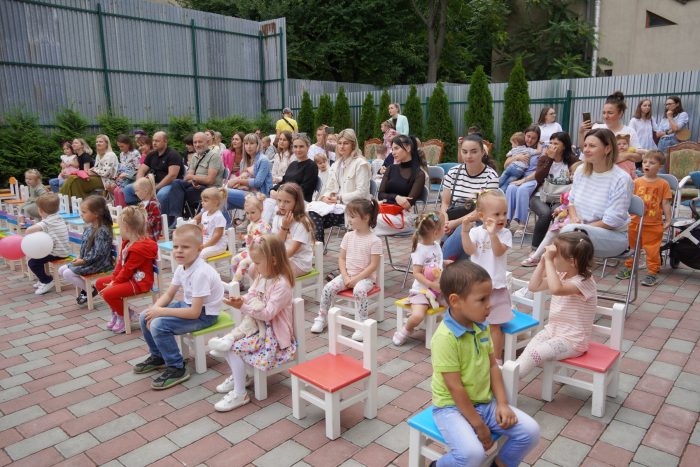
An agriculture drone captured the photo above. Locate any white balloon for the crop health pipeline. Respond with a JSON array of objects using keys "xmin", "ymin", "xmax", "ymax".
[{"xmin": 21, "ymin": 232, "xmax": 54, "ymax": 259}]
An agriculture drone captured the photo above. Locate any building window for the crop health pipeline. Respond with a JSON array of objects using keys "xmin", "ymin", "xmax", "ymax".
[
  {"xmin": 604, "ymin": 69, "xmax": 613, "ymax": 77},
  {"xmin": 646, "ymin": 11, "xmax": 677, "ymax": 28}
]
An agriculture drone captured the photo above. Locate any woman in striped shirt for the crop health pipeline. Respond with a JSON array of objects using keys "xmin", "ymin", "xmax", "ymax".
[{"xmin": 528, "ymin": 128, "xmax": 634, "ymax": 262}]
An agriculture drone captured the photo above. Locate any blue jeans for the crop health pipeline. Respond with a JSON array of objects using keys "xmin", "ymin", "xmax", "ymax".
[
  {"xmin": 123, "ymin": 182, "xmax": 172, "ymax": 214},
  {"xmin": 506, "ymin": 180, "xmax": 537, "ymax": 224},
  {"xmin": 433, "ymin": 400, "xmax": 540, "ymax": 467},
  {"xmin": 49, "ymin": 178, "xmax": 65, "ymax": 193},
  {"xmin": 441, "ymin": 221, "xmax": 481, "ymax": 261},
  {"xmin": 222, "ymin": 188, "xmax": 250, "ymax": 227},
  {"xmin": 167, "ymin": 179, "xmax": 204, "ymax": 220},
  {"xmin": 499, "ymin": 165, "xmax": 526, "ymax": 191},
  {"xmin": 139, "ymin": 302, "xmax": 218, "ymax": 368}
]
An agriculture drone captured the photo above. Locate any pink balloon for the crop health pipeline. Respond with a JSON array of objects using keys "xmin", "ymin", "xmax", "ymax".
[{"xmin": 0, "ymin": 235, "xmax": 26, "ymax": 260}]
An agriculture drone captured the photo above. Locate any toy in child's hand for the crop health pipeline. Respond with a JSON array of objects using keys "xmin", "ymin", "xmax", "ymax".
[
  {"xmin": 421, "ymin": 265, "xmax": 442, "ymax": 309},
  {"xmin": 550, "ymin": 192, "xmax": 571, "ymax": 231},
  {"xmin": 209, "ymin": 298, "xmax": 266, "ymax": 357}
]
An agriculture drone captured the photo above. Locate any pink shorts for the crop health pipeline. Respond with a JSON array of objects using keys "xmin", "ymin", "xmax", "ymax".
[
  {"xmin": 407, "ymin": 290, "xmax": 448, "ymax": 308},
  {"xmin": 487, "ymin": 287, "xmax": 515, "ymax": 325}
]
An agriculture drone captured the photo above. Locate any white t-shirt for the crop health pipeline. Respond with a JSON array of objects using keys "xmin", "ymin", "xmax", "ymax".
[
  {"xmin": 308, "ymin": 144, "xmax": 335, "ymax": 162},
  {"xmin": 272, "ymin": 215, "xmax": 313, "ymax": 273},
  {"xmin": 592, "ymin": 123, "xmax": 641, "ymax": 149},
  {"xmin": 469, "ymin": 227, "xmax": 512, "ymax": 289},
  {"xmin": 410, "ymin": 241, "xmax": 443, "ymax": 293},
  {"xmin": 538, "ymin": 122, "xmax": 563, "ymax": 143},
  {"xmin": 534, "ymin": 160, "xmax": 571, "ymax": 197},
  {"xmin": 201, "ymin": 210, "xmax": 227, "ymax": 250},
  {"xmin": 171, "ymin": 257, "xmax": 224, "ymax": 315}
]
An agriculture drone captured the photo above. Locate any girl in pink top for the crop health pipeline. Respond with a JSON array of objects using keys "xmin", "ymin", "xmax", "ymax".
[
  {"xmin": 310, "ymin": 199, "xmax": 383, "ymax": 341},
  {"xmin": 215, "ymin": 234, "xmax": 297, "ymax": 411},
  {"xmin": 516, "ymin": 231, "xmax": 598, "ymax": 376}
]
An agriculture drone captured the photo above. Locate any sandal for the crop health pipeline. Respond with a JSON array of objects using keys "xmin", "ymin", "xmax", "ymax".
[
  {"xmin": 326, "ymin": 270, "xmax": 341, "ymax": 283},
  {"xmin": 521, "ymin": 256, "xmax": 540, "ymax": 267},
  {"xmin": 513, "ymin": 226, "xmax": 526, "ymax": 237}
]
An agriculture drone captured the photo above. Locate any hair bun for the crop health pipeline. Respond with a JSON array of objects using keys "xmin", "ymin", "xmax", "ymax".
[
  {"xmin": 610, "ymin": 90, "xmax": 625, "ymax": 101},
  {"xmin": 472, "ymin": 131, "xmax": 484, "ymax": 139}
]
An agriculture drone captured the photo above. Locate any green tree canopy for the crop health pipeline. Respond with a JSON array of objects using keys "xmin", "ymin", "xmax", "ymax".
[
  {"xmin": 314, "ymin": 94, "xmax": 334, "ymax": 130},
  {"xmin": 357, "ymin": 92, "xmax": 376, "ymax": 149},
  {"xmin": 374, "ymin": 89, "xmax": 392, "ymax": 139},
  {"xmin": 425, "ymin": 81, "xmax": 457, "ymax": 162},
  {"xmin": 332, "ymin": 86, "xmax": 352, "ymax": 132},
  {"xmin": 464, "ymin": 65, "xmax": 495, "ymax": 143},
  {"xmin": 499, "ymin": 57, "xmax": 531, "ymax": 160},
  {"xmin": 298, "ymin": 91, "xmax": 315, "ymax": 137},
  {"xmin": 403, "ymin": 85, "xmax": 424, "ymax": 140}
]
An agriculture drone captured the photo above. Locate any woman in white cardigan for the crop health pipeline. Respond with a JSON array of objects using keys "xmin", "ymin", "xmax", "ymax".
[
  {"xmin": 309, "ymin": 129, "xmax": 371, "ymax": 245},
  {"xmin": 389, "ymin": 103, "xmax": 409, "ymax": 136}
]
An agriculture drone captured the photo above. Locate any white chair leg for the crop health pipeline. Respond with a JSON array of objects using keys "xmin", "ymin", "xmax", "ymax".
[
  {"xmin": 396, "ymin": 306, "xmax": 407, "ymax": 333},
  {"xmin": 591, "ymin": 371, "xmax": 607, "ymax": 417},
  {"xmin": 425, "ymin": 315, "xmax": 437, "ymax": 350},
  {"xmin": 325, "ymin": 390, "xmax": 342, "ymax": 440},
  {"xmin": 503, "ymin": 334, "xmax": 515, "ymax": 362},
  {"xmin": 123, "ymin": 300, "xmax": 131, "ymax": 335},
  {"xmin": 254, "ymin": 367, "xmax": 268, "ymax": 401},
  {"xmin": 364, "ymin": 376, "xmax": 377, "ymax": 419},
  {"xmin": 541, "ymin": 362, "xmax": 556, "ymax": 402},
  {"xmin": 291, "ymin": 375, "xmax": 307, "ymax": 420},
  {"xmin": 607, "ymin": 360, "xmax": 621, "ymax": 398},
  {"xmin": 194, "ymin": 335, "xmax": 207, "ymax": 374},
  {"xmin": 180, "ymin": 336, "xmax": 190, "ymax": 361},
  {"xmin": 408, "ymin": 428, "xmax": 427, "ymax": 467}
]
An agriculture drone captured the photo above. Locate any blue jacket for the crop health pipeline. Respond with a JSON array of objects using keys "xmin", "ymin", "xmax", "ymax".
[{"xmin": 249, "ymin": 152, "xmax": 273, "ymax": 196}]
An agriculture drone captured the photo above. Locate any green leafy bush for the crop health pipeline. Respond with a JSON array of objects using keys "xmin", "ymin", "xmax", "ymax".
[
  {"xmin": 314, "ymin": 94, "xmax": 334, "ymax": 129},
  {"xmin": 52, "ymin": 105, "xmax": 89, "ymax": 147},
  {"xmin": 96, "ymin": 112, "xmax": 131, "ymax": 147},
  {"xmin": 297, "ymin": 91, "xmax": 316, "ymax": 138},
  {"xmin": 404, "ymin": 85, "xmax": 423, "ymax": 140},
  {"xmin": 0, "ymin": 108, "xmax": 56, "ymax": 185},
  {"xmin": 204, "ymin": 115, "xmax": 254, "ymax": 146},
  {"xmin": 332, "ymin": 86, "xmax": 352, "ymax": 132},
  {"xmin": 374, "ymin": 89, "xmax": 392, "ymax": 139},
  {"xmin": 425, "ymin": 81, "xmax": 457, "ymax": 162},
  {"xmin": 357, "ymin": 92, "xmax": 376, "ymax": 149},
  {"xmin": 464, "ymin": 66, "xmax": 496, "ymax": 144},
  {"xmin": 135, "ymin": 118, "xmax": 161, "ymax": 138},
  {"xmin": 167, "ymin": 115, "xmax": 197, "ymax": 153},
  {"xmin": 498, "ymin": 57, "xmax": 531, "ymax": 161},
  {"xmin": 251, "ymin": 113, "xmax": 275, "ymax": 136}
]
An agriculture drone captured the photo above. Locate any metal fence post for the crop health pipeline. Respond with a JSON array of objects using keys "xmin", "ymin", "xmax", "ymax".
[
  {"xmin": 259, "ymin": 31, "xmax": 266, "ymax": 114},
  {"xmin": 562, "ymin": 89, "xmax": 572, "ymax": 134},
  {"xmin": 279, "ymin": 27, "xmax": 285, "ymax": 112},
  {"xmin": 96, "ymin": 3, "xmax": 112, "ymax": 113},
  {"xmin": 191, "ymin": 19, "xmax": 201, "ymax": 126}
]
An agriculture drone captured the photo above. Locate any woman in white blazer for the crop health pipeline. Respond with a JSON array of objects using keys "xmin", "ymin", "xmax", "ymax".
[
  {"xmin": 389, "ymin": 103, "xmax": 409, "ymax": 136},
  {"xmin": 309, "ymin": 129, "xmax": 371, "ymax": 245}
]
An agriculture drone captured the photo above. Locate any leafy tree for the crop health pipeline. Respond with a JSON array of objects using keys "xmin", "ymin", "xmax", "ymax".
[
  {"xmin": 374, "ymin": 89, "xmax": 392, "ymax": 139},
  {"xmin": 332, "ymin": 86, "xmax": 352, "ymax": 132},
  {"xmin": 403, "ymin": 85, "xmax": 424, "ymax": 140},
  {"xmin": 167, "ymin": 115, "xmax": 197, "ymax": 153},
  {"xmin": 297, "ymin": 91, "xmax": 316, "ymax": 137},
  {"xmin": 314, "ymin": 94, "xmax": 334, "ymax": 129},
  {"xmin": 96, "ymin": 112, "xmax": 131, "ymax": 147},
  {"xmin": 357, "ymin": 92, "xmax": 376, "ymax": 149},
  {"xmin": 499, "ymin": 57, "xmax": 531, "ymax": 160},
  {"xmin": 425, "ymin": 81, "xmax": 456, "ymax": 162},
  {"xmin": 464, "ymin": 66, "xmax": 495, "ymax": 143},
  {"xmin": 52, "ymin": 106, "xmax": 89, "ymax": 147},
  {"xmin": 0, "ymin": 108, "xmax": 55, "ymax": 185}
]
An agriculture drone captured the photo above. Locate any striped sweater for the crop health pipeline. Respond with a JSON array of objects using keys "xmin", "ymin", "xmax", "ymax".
[{"xmin": 569, "ymin": 164, "xmax": 633, "ymax": 230}]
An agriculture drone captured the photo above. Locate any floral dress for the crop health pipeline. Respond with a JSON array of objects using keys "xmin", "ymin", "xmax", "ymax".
[
  {"xmin": 231, "ymin": 277, "xmax": 297, "ymax": 371},
  {"xmin": 118, "ymin": 149, "xmax": 141, "ymax": 187}
]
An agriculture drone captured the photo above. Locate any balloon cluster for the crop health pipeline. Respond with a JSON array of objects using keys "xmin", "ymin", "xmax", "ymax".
[{"xmin": 0, "ymin": 232, "xmax": 55, "ymax": 260}]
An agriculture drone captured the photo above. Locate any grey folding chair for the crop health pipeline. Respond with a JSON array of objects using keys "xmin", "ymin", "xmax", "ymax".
[
  {"xmin": 598, "ymin": 195, "xmax": 644, "ymax": 312},
  {"xmin": 658, "ymin": 174, "xmax": 680, "ymax": 266},
  {"xmin": 428, "ymin": 166, "xmax": 445, "ymax": 209}
]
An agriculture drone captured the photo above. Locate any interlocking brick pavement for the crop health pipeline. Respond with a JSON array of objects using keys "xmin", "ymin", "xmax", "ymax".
[{"xmin": 1, "ymin": 209, "xmax": 699, "ymax": 467}]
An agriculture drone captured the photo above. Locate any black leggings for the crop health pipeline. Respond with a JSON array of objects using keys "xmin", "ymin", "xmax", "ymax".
[
  {"xmin": 529, "ymin": 197, "xmax": 561, "ymax": 249},
  {"xmin": 308, "ymin": 212, "xmax": 345, "ymax": 244}
]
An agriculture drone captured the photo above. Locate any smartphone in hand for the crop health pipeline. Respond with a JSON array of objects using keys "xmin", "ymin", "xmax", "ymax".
[{"xmin": 582, "ymin": 112, "xmax": 591, "ymax": 122}]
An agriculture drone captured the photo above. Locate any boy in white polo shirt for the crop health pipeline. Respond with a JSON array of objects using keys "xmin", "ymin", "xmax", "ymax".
[{"xmin": 133, "ymin": 224, "xmax": 224, "ymax": 389}]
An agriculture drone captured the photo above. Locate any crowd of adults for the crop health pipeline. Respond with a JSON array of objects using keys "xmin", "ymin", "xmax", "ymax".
[{"xmin": 50, "ymin": 93, "xmax": 690, "ymax": 265}]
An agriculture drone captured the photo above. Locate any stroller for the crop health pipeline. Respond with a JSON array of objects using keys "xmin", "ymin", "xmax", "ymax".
[{"xmin": 660, "ymin": 196, "xmax": 700, "ymax": 269}]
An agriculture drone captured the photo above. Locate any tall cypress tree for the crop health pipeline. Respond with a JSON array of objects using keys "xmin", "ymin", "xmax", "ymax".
[
  {"xmin": 357, "ymin": 92, "xmax": 376, "ymax": 149},
  {"xmin": 298, "ymin": 90, "xmax": 315, "ymax": 138},
  {"xmin": 464, "ymin": 66, "xmax": 495, "ymax": 144},
  {"xmin": 374, "ymin": 89, "xmax": 392, "ymax": 139},
  {"xmin": 332, "ymin": 86, "xmax": 352, "ymax": 132},
  {"xmin": 425, "ymin": 81, "xmax": 457, "ymax": 162},
  {"xmin": 403, "ymin": 85, "xmax": 424, "ymax": 140},
  {"xmin": 314, "ymin": 94, "xmax": 334, "ymax": 130},
  {"xmin": 499, "ymin": 57, "xmax": 532, "ymax": 161}
]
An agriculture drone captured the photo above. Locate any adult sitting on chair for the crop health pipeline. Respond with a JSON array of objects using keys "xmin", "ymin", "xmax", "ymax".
[
  {"xmin": 224, "ymin": 133, "xmax": 273, "ymax": 225},
  {"xmin": 59, "ymin": 134, "xmax": 118, "ymax": 200},
  {"xmin": 121, "ymin": 132, "xmax": 185, "ymax": 215},
  {"xmin": 262, "ymin": 133, "xmax": 319, "ymax": 223},
  {"xmin": 167, "ymin": 132, "xmax": 225, "ymax": 229},
  {"xmin": 506, "ymin": 126, "xmax": 542, "ymax": 238},
  {"xmin": 309, "ymin": 129, "xmax": 370, "ymax": 246},
  {"xmin": 374, "ymin": 135, "xmax": 427, "ymax": 235}
]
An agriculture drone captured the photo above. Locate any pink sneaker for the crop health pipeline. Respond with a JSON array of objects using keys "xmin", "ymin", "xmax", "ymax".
[
  {"xmin": 106, "ymin": 311, "xmax": 118, "ymax": 331},
  {"xmin": 113, "ymin": 308, "xmax": 136, "ymax": 334}
]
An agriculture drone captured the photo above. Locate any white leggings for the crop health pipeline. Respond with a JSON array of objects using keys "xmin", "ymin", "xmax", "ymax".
[
  {"xmin": 515, "ymin": 328, "xmax": 582, "ymax": 377},
  {"xmin": 58, "ymin": 265, "xmax": 88, "ymax": 290},
  {"xmin": 225, "ymin": 350, "xmax": 247, "ymax": 396},
  {"xmin": 200, "ymin": 246, "xmax": 226, "ymax": 260}
]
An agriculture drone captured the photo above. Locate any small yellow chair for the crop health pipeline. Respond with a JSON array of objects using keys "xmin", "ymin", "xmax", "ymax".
[{"xmin": 395, "ymin": 297, "xmax": 447, "ymax": 350}]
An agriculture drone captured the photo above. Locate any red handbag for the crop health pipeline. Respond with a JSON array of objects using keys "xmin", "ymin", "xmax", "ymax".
[{"xmin": 379, "ymin": 204, "xmax": 406, "ymax": 229}]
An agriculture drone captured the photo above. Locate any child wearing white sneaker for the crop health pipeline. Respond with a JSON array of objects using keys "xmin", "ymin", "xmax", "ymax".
[
  {"xmin": 214, "ymin": 234, "xmax": 298, "ymax": 411},
  {"xmin": 393, "ymin": 211, "xmax": 450, "ymax": 346},
  {"xmin": 95, "ymin": 206, "xmax": 158, "ymax": 333},
  {"xmin": 26, "ymin": 193, "xmax": 70, "ymax": 295},
  {"xmin": 311, "ymin": 199, "xmax": 382, "ymax": 340}
]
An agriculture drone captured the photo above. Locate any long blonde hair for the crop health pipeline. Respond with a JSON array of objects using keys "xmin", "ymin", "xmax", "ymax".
[
  {"xmin": 118, "ymin": 206, "xmax": 149, "ymax": 242},
  {"xmin": 133, "ymin": 174, "xmax": 157, "ymax": 199},
  {"xmin": 277, "ymin": 183, "xmax": 316, "ymax": 242},
  {"xmin": 95, "ymin": 134, "xmax": 114, "ymax": 155},
  {"xmin": 249, "ymin": 234, "xmax": 295, "ymax": 288},
  {"xmin": 74, "ymin": 137, "xmax": 93, "ymax": 156},
  {"xmin": 336, "ymin": 129, "xmax": 363, "ymax": 160}
]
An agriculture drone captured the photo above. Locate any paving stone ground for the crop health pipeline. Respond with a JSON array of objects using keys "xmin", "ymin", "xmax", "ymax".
[{"xmin": 1, "ymin": 206, "xmax": 699, "ymax": 467}]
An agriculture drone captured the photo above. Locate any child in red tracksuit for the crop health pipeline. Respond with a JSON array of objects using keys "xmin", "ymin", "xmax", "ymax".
[{"xmin": 96, "ymin": 206, "xmax": 159, "ymax": 333}]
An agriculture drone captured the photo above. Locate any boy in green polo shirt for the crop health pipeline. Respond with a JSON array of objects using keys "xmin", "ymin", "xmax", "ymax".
[{"xmin": 430, "ymin": 261, "xmax": 540, "ymax": 467}]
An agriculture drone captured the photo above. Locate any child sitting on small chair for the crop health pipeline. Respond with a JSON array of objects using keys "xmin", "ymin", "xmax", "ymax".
[
  {"xmin": 431, "ymin": 261, "xmax": 540, "ymax": 467},
  {"xmin": 500, "ymin": 132, "xmax": 540, "ymax": 190},
  {"xmin": 19, "ymin": 169, "xmax": 48, "ymax": 223},
  {"xmin": 230, "ymin": 193, "xmax": 271, "ymax": 282}
]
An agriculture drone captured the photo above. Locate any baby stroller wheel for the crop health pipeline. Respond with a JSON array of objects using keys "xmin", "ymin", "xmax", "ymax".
[{"xmin": 671, "ymin": 257, "xmax": 680, "ymax": 269}]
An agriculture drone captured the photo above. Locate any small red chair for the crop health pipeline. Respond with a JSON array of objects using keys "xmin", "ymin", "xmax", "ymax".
[
  {"xmin": 290, "ymin": 307, "xmax": 377, "ymax": 439},
  {"xmin": 332, "ymin": 253, "xmax": 385, "ymax": 322}
]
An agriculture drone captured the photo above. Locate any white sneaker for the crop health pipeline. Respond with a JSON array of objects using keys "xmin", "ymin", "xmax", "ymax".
[
  {"xmin": 351, "ymin": 330, "xmax": 363, "ymax": 342},
  {"xmin": 32, "ymin": 281, "xmax": 42, "ymax": 288},
  {"xmin": 216, "ymin": 374, "xmax": 253, "ymax": 393},
  {"xmin": 214, "ymin": 390, "xmax": 250, "ymax": 412},
  {"xmin": 514, "ymin": 287, "xmax": 534, "ymax": 300},
  {"xmin": 35, "ymin": 281, "xmax": 55, "ymax": 295},
  {"xmin": 310, "ymin": 316, "xmax": 327, "ymax": 333}
]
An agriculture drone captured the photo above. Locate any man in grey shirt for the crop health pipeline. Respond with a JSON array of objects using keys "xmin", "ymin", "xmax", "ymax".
[{"xmin": 167, "ymin": 131, "xmax": 224, "ymax": 228}]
